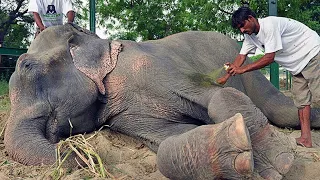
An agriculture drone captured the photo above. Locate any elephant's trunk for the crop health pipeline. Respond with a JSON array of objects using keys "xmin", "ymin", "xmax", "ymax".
[{"xmin": 4, "ymin": 114, "xmax": 56, "ymax": 165}]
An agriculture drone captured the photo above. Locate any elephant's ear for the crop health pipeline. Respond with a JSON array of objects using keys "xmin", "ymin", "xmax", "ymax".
[{"xmin": 69, "ymin": 34, "xmax": 122, "ymax": 95}]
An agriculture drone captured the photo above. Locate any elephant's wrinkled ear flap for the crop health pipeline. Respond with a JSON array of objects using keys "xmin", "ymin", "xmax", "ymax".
[{"xmin": 70, "ymin": 36, "xmax": 122, "ymax": 95}]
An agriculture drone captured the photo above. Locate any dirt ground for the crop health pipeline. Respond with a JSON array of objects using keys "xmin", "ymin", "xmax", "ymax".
[{"xmin": 1, "ymin": 97, "xmax": 320, "ymax": 179}]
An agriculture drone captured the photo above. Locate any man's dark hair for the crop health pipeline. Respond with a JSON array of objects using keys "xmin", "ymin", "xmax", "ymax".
[{"xmin": 231, "ymin": 7, "xmax": 257, "ymax": 29}]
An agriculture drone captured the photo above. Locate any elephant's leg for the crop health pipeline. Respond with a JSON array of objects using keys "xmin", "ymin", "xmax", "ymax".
[
  {"xmin": 207, "ymin": 87, "xmax": 296, "ymax": 179},
  {"xmin": 157, "ymin": 113, "xmax": 253, "ymax": 180}
]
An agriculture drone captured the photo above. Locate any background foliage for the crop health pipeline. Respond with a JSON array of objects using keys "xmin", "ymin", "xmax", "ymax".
[
  {"xmin": 0, "ymin": 0, "xmax": 319, "ymax": 81},
  {"xmin": 95, "ymin": 0, "xmax": 320, "ymax": 41},
  {"xmin": 1, "ymin": 0, "xmax": 319, "ymax": 46}
]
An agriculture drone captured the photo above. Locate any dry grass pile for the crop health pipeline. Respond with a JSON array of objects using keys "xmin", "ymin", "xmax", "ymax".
[{"xmin": 52, "ymin": 130, "xmax": 125, "ymax": 180}]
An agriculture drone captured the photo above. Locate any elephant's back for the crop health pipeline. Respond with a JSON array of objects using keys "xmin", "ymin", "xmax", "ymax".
[
  {"xmin": 109, "ymin": 32, "xmax": 238, "ymax": 105},
  {"xmin": 143, "ymin": 31, "xmax": 240, "ymax": 73},
  {"xmin": 117, "ymin": 31, "xmax": 239, "ymax": 75},
  {"xmin": 111, "ymin": 31, "xmax": 242, "ymax": 94}
]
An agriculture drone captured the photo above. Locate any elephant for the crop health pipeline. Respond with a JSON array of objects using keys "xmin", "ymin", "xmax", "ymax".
[{"xmin": 4, "ymin": 23, "xmax": 320, "ymax": 179}]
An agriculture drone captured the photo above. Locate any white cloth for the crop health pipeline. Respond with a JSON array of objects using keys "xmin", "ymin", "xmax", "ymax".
[
  {"xmin": 28, "ymin": 0, "xmax": 74, "ymax": 27},
  {"xmin": 240, "ymin": 16, "xmax": 320, "ymax": 75}
]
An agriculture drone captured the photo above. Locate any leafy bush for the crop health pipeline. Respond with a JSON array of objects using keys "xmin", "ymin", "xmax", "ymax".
[{"xmin": 249, "ymin": 54, "xmax": 264, "ymax": 62}]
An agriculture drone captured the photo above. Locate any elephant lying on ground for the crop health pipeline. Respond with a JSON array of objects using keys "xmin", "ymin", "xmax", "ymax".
[{"xmin": 4, "ymin": 23, "xmax": 320, "ymax": 179}]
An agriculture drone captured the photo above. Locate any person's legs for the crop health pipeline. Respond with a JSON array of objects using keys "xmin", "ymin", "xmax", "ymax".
[
  {"xmin": 306, "ymin": 52, "xmax": 320, "ymax": 108},
  {"xmin": 292, "ymin": 72, "xmax": 312, "ymax": 147},
  {"xmin": 292, "ymin": 51, "xmax": 319, "ymax": 147},
  {"xmin": 296, "ymin": 105, "xmax": 312, "ymax": 147}
]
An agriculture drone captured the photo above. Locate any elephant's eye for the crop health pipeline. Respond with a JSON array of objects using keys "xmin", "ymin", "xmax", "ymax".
[{"xmin": 19, "ymin": 60, "xmax": 37, "ymax": 71}]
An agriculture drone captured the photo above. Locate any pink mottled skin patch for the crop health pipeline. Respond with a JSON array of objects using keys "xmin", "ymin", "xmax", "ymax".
[
  {"xmin": 105, "ymin": 75, "xmax": 127, "ymax": 95},
  {"xmin": 77, "ymin": 66, "xmax": 107, "ymax": 95},
  {"xmin": 104, "ymin": 75, "xmax": 127, "ymax": 107},
  {"xmin": 9, "ymin": 87, "xmax": 43, "ymax": 122},
  {"xmin": 9, "ymin": 88, "xmax": 21, "ymax": 107},
  {"xmin": 132, "ymin": 56, "xmax": 152, "ymax": 73},
  {"xmin": 11, "ymin": 105, "xmax": 36, "ymax": 120}
]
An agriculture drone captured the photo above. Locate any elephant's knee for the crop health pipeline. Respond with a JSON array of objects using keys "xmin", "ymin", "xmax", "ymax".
[{"xmin": 208, "ymin": 87, "xmax": 268, "ymax": 133}]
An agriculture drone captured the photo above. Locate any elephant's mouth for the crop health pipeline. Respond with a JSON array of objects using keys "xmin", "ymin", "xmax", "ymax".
[{"xmin": 45, "ymin": 113, "xmax": 61, "ymax": 143}]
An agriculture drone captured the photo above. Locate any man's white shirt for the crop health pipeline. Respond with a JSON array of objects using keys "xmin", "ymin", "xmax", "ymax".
[
  {"xmin": 28, "ymin": 0, "xmax": 74, "ymax": 27},
  {"xmin": 240, "ymin": 16, "xmax": 320, "ymax": 75}
]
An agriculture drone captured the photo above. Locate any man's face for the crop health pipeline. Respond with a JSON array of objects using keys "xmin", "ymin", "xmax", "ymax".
[{"xmin": 237, "ymin": 16, "xmax": 257, "ymax": 35}]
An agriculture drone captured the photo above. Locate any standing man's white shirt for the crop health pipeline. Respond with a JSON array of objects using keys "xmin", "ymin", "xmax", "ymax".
[
  {"xmin": 240, "ymin": 16, "xmax": 320, "ymax": 75},
  {"xmin": 28, "ymin": 0, "xmax": 74, "ymax": 27}
]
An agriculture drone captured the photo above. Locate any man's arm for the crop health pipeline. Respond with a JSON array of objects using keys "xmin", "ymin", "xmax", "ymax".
[
  {"xmin": 33, "ymin": 12, "xmax": 46, "ymax": 31},
  {"xmin": 67, "ymin": 11, "xmax": 75, "ymax": 23},
  {"xmin": 228, "ymin": 52, "xmax": 275, "ymax": 75},
  {"xmin": 231, "ymin": 54, "xmax": 247, "ymax": 67},
  {"xmin": 216, "ymin": 54, "xmax": 247, "ymax": 85}
]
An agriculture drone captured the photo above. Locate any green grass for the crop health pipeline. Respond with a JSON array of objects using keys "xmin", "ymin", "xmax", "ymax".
[
  {"xmin": 0, "ymin": 80, "xmax": 10, "ymax": 111},
  {"xmin": 0, "ymin": 96, "xmax": 10, "ymax": 111},
  {"xmin": 0, "ymin": 80, "xmax": 9, "ymax": 96}
]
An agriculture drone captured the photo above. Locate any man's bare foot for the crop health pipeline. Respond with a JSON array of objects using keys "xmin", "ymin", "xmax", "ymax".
[{"xmin": 296, "ymin": 137, "xmax": 312, "ymax": 148}]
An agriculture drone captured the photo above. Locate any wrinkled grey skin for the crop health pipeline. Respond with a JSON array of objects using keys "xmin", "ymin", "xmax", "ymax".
[{"xmin": 4, "ymin": 24, "xmax": 320, "ymax": 179}]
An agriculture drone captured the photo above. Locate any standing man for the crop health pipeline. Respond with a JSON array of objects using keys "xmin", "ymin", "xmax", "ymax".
[
  {"xmin": 28, "ymin": 0, "xmax": 75, "ymax": 37},
  {"xmin": 217, "ymin": 7, "xmax": 320, "ymax": 147}
]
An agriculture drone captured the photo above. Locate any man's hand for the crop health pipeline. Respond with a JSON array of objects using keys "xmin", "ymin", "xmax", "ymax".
[
  {"xmin": 216, "ymin": 73, "xmax": 231, "ymax": 85},
  {"xmin": 33, "ymin": 12, "xmax": 46, "ymax": 33},
  {"xmin": 225, "ymin": 53, "xmax": 275, "ymax": 76},
  {"xmin": 225, "ymin": 62, "xmax": 245, "ymax": 76}
]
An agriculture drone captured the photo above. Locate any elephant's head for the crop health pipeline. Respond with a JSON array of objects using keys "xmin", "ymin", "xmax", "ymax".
[{"xmin": 4, "ymin": 24, "xmax": 121, "ymax": 165}]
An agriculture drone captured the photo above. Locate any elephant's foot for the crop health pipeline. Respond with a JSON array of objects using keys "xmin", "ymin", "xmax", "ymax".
[
  {"xmin": 157, "ymin": 113, "xmax": 253, "ymax": 180},
  {"xmin": 229, "ymin": 114, "xmax": 253, "ymax": 176},
  {"xmin": 252, "ymin": 125, "xmax": 296, "ymax": 179}
]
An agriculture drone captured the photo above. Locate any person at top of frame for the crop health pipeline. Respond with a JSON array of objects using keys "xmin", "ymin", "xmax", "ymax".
[
  {"xmin": 217, "ymin": 6, "xmax": 320, "ymax": 148},
  {"xmin": 28, "ymin": 0, "xmax": 75, "ymax": 37}
]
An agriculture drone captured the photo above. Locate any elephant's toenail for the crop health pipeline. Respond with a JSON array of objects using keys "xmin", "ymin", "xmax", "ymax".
[
  {"xmin": 234, "ymin": 151, "xmax": 254, "ymax": 176},
  {"xmin": 275, "ymin": 152, "xmax": 294, "ymax": 174},
  {"xmin": 228, "ymin": 113, "xmax": 251, "ymax": 150}
]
